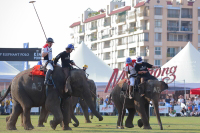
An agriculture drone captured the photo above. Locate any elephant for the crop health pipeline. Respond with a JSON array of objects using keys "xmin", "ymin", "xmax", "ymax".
[
  {"xmin": 39, "ymin": 79, "xmax": 97, "ymax": 127},
  {"xmin": 0, "ymin": 67, "xmax": 103, "ymax": 130},
  {"xmin": 110, "ymin": 79, "xmax": 168, "ymax": 130}
]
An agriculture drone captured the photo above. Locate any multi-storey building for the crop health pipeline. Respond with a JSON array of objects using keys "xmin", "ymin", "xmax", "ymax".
[{"xmin": 69, "ymin": 0, "xmax": 200, "ymax": 71}]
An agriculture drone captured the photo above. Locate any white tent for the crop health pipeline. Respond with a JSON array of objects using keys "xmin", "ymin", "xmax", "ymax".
[
  {"xmin": 157, "ymin": 42, "xmax": 200, "ymax": 88},
  {"xmin": 71, "ymin": 42, "xmax": 113, "ymax": 83},
  {"xmin": 0, "ymin": 61, "xmax": 20, "ymax": 81}
]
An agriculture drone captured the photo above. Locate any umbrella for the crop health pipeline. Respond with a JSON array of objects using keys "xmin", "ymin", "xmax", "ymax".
[{"xmin": 190, "ymin": 88, "xmax": 200, "ymax": 95}]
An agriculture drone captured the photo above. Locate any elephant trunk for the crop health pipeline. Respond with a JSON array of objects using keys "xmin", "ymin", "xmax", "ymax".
[
  {"xmin": 83, "ymin": 92, "xmax": 103, "ymax": 121},
  {"xmin": 71, "ymin": 113, "xmax": 79, "ymax": 127},
  {"xmin": 153, "ymin": 100, "xmax": 163, "ymax": 130}
]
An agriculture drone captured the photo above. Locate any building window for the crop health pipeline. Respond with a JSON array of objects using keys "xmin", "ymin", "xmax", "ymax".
[
  {"xmin": 199, "ymin": 22, "xmax": 200, "ymax": 30},
  {"xmin": 198, "ymin": 9, "xmax": 200, "ymax": 17},
  {"xmin": 198, "ymin": 35, "xmax": 200, "ymax": 43},
  {"xmin": 155, "ymin": 47, "xmax": 161, "ymax": 55},
  {"xmin": 168, "ymin": 9, "xmax": 180, "ymax": 18},
  {"xmin": 118, "ymin": 62, "xmax": 124, "ymax": 70},
  {"xmin": 155, "ymin": 60, "xmax": 161, "ymax": 67},
  {"xmin": 155, "ymin": 7, "xmax": 162, "ymax": 15},
  {"xmin": 129, "ymin": 48, "xmax": 136, "ymax": 56},
  {"xmin": 198, "ymin": 48, "xmax": 200, "ymax": 52},
  {"xmin": 155, "ymin": 20, "xmax": 162, "ymax": 28},
  {"xmin": 155, "ymin": 33, "xmax": 161, "ymax": 42}
]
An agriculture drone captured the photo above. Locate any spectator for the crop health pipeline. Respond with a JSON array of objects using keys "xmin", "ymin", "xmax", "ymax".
[
  {"xmin": 180, "ymin": 107, "xmax": 187, "ymax": 116},
  {"xmin": 187, "ymin": 98, "xmax": 195, "ymax": 113},
  {"xmin": 100, "ymin": 97, "xmax": 104, "ymax": 105},
  {"xmin": 194, "ymin": 96, "xmax": 200, "ymax": 107},
  {"xmin": 170, "ymin": 95, "xmax": 174, "ymax": 103},
  {"xmin": 9, "ymin": 97, "xmax": 13, "ymax": 114},
  {"xmin": 169, "ymin": 108, "xmax": 176, "ymax": 117},
  {"xmin": 5, "ymin": 98, "xmax": 10, "ymax": 114},
  {"xmin": 178, "ymin": 95, "xmax": 185, "ymax": 105},
  {"xmin": 0, "ymin": 99, "xmax": 5, "ymax": 115},
  {"xmin": 96, "ymin": 95, "xmax": 100, "ymax": 112},
  {"xmin": 190, "ymin": 107, "xmax": 199, "ymax": 116},
  {"xmin": 165, "ymin": 95, "xmax": 170, "ymax": 104}
]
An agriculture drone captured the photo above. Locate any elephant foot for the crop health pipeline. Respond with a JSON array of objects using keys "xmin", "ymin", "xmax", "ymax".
[
  {"xmin": 24, "ymin": 124, "xmax": 34, "ymax": 130},
  {"xmin": 38, "ymin": 124, "xmax": 45, "ymax": 127},
  {"xmin": 98, "ymin": 116, "xmax": 103, "ymax": 121},
  {"xmin": 63, "ymin": 126, "xmax": 72, "ymax": 130},
  {"xmin": 125, "ymin": 123, "xmax": 134, "ymax": 128},
  {"xmin": 6, "ymin": 116, "xmax": 10, "ymax": 122},
  {"xmin": 85, "ymin": 120, "xmax": 92, "ymax": 123},
  {"xmin": 50, "ymin": 120, "xmax": 56, "ymax": 130},
  {"xmin": 143, "ymin": 126, "xmax": 152, "ymax": 130},
  {"xmin": 7, "ymin": 124, "xmax": 17, "ymax": 130},
  {"xmin": 73, "ymin": 123, "xmax": 79, "ymax": 127},
  {"xmin": 116, "ymin": 126, "xmax": 124, "ymax": 129},
  {"xmin": 137, "ymin": 119, "xmax": 143, "ymax": 128}
]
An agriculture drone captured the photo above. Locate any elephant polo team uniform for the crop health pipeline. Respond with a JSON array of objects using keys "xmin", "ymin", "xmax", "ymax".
[
  {"xmin": 125, "ymin": 60, "xmax": 137, "ymax": 86},
  {"xmin": 54, "ymin": 51, "xmax": 73, "ymax": 79},
  {"xmin": 42, "ymin": 44, "xmax": 53, "ymax": 71},
  {"xmin": 135, "ymin": 62, "xmax": 157, "ymax": 81}
]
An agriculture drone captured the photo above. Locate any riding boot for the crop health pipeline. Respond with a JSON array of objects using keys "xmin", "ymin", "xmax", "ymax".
[
  {"xmin": 44, "ymin": 70, "xmax": 53, "ymax": 85},
  {"xmin": 129, "ymin": 86, "xmax": 133, "ymax": 99}
]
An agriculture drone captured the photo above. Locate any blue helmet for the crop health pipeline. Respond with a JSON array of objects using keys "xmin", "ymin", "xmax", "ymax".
[
  {"xmin": 47, "ymin": 38, "xmax": 54, "ymax": 43},
  {"xmin": 66, "ymin": 44, "xmax": 74, "ymax": 50},
  {"xmin": 136, "ymin": 56, "xmax": 143, "ymax": 63},
  {"xmin": 126, "ymin": 57, "xmax": 132, "ymax": 64}
]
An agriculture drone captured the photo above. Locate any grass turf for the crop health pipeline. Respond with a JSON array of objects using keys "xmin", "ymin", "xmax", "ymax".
[{"xmin": 0, "ymin": 115, "xmax": 200, "ymax": 133}]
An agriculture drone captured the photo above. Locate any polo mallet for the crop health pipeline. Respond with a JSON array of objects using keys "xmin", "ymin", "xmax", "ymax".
[{"xmin": 29, "ymin": 1, "xmax": 47, "ymax": 40}]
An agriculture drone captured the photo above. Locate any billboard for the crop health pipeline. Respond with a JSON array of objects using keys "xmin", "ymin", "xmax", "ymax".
[{"xmin": 0, "ymin": 48, "xmax": 41, "ymax": 61}]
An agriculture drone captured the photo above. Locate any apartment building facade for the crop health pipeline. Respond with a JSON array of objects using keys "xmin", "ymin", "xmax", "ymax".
[{"xmin": 70, "ymin": 0, "xmax": 200, "ymax": 71}]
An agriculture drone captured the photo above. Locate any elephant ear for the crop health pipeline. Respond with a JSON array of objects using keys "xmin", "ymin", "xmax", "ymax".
[
  {"xmin": 138, "ymin": 81, "xmax": 147, "ymax": 93},
  {"xmin": 65, "ymin": 76, "xmax": 72, "ymax": 94},
  {"xmin": 160, "ymin": 81, "xmax": 168, "ymax": 92}
]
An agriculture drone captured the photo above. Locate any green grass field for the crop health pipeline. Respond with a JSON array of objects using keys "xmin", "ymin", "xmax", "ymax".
[{"xmin": 0, "ymin": 115, "xmax": 200, "ymax": 133}]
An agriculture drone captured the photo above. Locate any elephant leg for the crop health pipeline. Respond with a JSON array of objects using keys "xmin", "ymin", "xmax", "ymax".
[
  {"xmin": 45, "ymin": 93, "xmax": 63, "ymax": 130},
  {"xmin": 125, "ymin": 108, "xmax": 135, "ymax": 128},
  {"xmin": 7, "ymin": 101, "xmax": 23, "ymax": 130},
  {"xmin": 117, "ymin": 108, "xmax": 126, "ymax": 129},
  {"xmin": 145, "ymin": 102, "xmax": 150, "ymax": 122},
  {"xmin": 23, "ymin": 107, "xmax": 34, "ymax": 130},
  {"xmin": 80, "ymin": 100, "xmax": 91, "ymax": 123},
  {"xmin": 134, "ymin": 100, "xmax": 151, "ymax": 129},
  {"xmin": 38, "ymin": 106, "xmax": 48, "ymax": 127},
  {"xmin": 20, "ymin": 113, "xmax": 24, "ymax": 127},
  {"xmin": 61, "ymin": 98, "xmax": 72, "ymax": 130}
]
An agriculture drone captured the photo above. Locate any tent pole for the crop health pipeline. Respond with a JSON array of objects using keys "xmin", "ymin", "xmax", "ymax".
[{"xmin": 184, "ymin": 80, "xmax": 186, "ymax": 101}]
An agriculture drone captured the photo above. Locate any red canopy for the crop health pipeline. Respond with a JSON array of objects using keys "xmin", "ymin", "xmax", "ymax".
[{"xmin": 190, "ymin": 88, "xmax": 200, "ymax": 95}]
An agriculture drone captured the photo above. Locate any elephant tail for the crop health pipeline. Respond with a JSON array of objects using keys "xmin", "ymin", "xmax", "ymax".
[
  {"xmin": 107, "ymin": 93, "xmax": 112, "ymax": 105},
  {"xmin": 0, "ymin": 84, "xmax": 11, "ymax": 102}
]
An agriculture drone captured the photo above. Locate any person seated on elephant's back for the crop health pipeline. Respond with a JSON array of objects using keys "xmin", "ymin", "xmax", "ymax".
[
  {"xmin": 135, "ymin": 56, "xmax": 160, "ymax": 96},
  {"xmin": 125, "ymin": 57, "xmax": 137, "ymax": 99},
  {"xmin": 54, "ymin": 44, "xmax": 76, "ymax": 92}
]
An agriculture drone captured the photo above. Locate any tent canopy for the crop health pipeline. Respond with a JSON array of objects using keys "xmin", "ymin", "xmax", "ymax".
[
  {"xmin": 157, "ymin": 42, "xmax": 200, "ymax": 88},
  {"xmin": 190, "ymin": 88, "xmax": 200, "ymax": 95},
  {"xmin": 0, "ymin": 61, "xmax": 20, "ymax": 81},
  {"xmin": 71, "ymin": 42, "xmax": 113, "ymax": 82}
]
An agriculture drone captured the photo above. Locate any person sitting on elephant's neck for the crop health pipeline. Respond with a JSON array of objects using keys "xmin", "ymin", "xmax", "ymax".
[
  {"xmin": 135, "ymin": 56, "xmax": 160, "ymax": 96},
  {"xmin": 42, "ymin": 38, "xmax": 54, "ymax": 85},
  {"xmin": 54, "ymin": 44, "xmax": 76, "ymax": 80},
  {"xmin": 82, "ymin": 64, "xmax": 88, "ymax": 72},
  {"xmin": 125, "ymin": 57, "xmax": 137, "ymax": 99}
]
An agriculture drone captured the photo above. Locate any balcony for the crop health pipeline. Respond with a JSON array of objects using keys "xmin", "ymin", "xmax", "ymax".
[
  {"xmin": 104, "ymin": 43, "xmax": 110, "ymax": 48},
  {"xmin": 180, "ymin": 26, "xmax": 192, "ymax": 32},
  {"xmin": 140, "ymin": 52, "xmax": 147, "ymax": 56},
  {"xmin": 129, "ymin": 52, "xmax": 136, "ymax": 56},
  {"xmin": 79, "ymin": 29, "xmax": 84, "ymax": 33},
  {"xmin": 117, "ymin": 42, "xmax": 126, "ymax": 46},
  {"xmin": 104, "ymin": 56, "xmax": 110, "ymax": 60},
  {"xmin": 117, "ymin": 55, "xmax": 125, "ymax": 58},
  {"xmin": 129, "ymin": 40, "xmax": 135, "ymax": 44},
  {"xmin": 167, "ymin": 52, "xmax": 177, "ymax": 57},
  {"xmin": 91, "ymin": 37, "xmax": 97, "ymax": 42},
  {"xmin": 167, "ymin": 38, "xmax": 191, "ymax": 42},
  {"xmin": 168, "ymin": 13, "xmax": 179, "ymax": 18},
  {"xmin": 129, "ymin": 27, "xmax": 136, "ymax": 33},
  {"xmin": 118, "ymin": 30, "xmax": 126, "ymax": 35},
  {"xmin": 128, "ymin": 14, "xmax": 135, "ymax": 20},
  {"xmin": 116, "ymin": 17, "xmax": 126, "ymax": 23},
  {"xmin": 140, "ymin": 26, "xmax": 147, "ymax": 30},
  {"xmin": 167, "ymin": 26, "xmax": 179, "ymax": 31},
  {"xmin": 90, "ymin": 26, "xmax": 97, "ymax": 30},
  {"xmin": 102, "ymin": 35, "xmax": 110, "ymax": 39},
  {"xmin": 181, "ymin": 14, "xmax": 192, "ymax": 18},
  {"xmin": 138, "ymin": 12, "xmax": 149, "ymax": 17},
  {"xmin": 104, "ymin": 22, "xmax": 110, "ymax": 27}
]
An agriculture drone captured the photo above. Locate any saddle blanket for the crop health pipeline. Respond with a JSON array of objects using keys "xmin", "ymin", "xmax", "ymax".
[{"xmin": 30, "ymin": 65, "xmax": 45, "ymax": 76}]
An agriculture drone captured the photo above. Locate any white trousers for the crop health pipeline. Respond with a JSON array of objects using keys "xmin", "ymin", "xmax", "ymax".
[
  {"xmin": 42, "ymin": 60, "xmax": 53, "ymax": 71},
  {"xmin": 130, "ymin": 77, "xmax": 135, "ymax": 86}
]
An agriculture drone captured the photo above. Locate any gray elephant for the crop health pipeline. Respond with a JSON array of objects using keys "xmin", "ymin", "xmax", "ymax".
[
  {"xmin": 110, "ymin": 79, "xmax": 168, "ymax": 130},
  {"xmin": 0, "ymin": 67, "xmax": 103, "ymax": 130}
]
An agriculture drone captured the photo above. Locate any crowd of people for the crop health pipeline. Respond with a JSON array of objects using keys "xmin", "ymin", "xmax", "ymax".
[
  {"xmin": 0, "ymin": 96, "xmax": 13, "ymax": 115},
  {"xmin": 162, "ymin": 95, "xmax": 200, "ymax": 117}
]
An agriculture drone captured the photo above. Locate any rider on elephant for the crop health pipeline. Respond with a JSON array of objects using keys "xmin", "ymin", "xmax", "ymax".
[
  {"xmin": 125, "ymin": 57, "xmax": 137, "ymax": 99},
  {"xmin": 82, "ymin": 64, "xmax": 88, "ymax": 72},
  {"xmin": 54, "ymin": 44, "xmax": 76, "ymax": 80},
  {"xmin": 135, "ymin": 56, "xmax": 160, "ymax": 96},
  {"xmin": 42, "ymin": 37, "xmax": 54, "ymax": 85}
]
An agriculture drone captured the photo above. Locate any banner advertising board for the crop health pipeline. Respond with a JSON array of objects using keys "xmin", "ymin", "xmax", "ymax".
[
  {"xmin": 0, "ymin": 48, "xmax": 41, "ymax": 61},
  {"xmin": 99, "ymin": 105, "xmax": 113, "ymax": 113}
]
